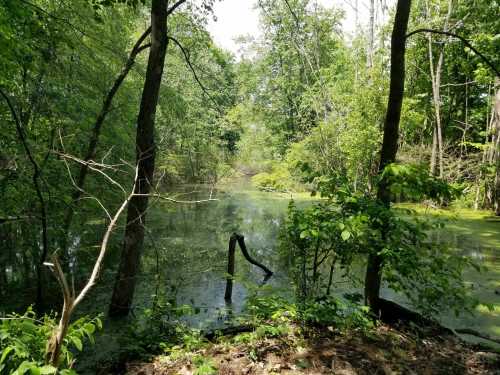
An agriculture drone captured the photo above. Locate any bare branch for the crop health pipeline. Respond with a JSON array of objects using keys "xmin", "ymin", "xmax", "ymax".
[
  {"xmin": 132, "ymin": 193, "xmax": 218, "ymax": 204},
  {"xmin": 45, "ymin": 165, "xmax": 139, "ymax": 365},
  {"xmin": 56, "ymin": 152, "xmax": 127, "ymax": 194},
  {"xmin": 167, "ymin": 35, "xmax": 222, "ymax": 111},
  {"xmin": 167, "ymin": 0, "xmax": 188, "ymax": 16},
  {"xmin": 406, "ymin": 29, "xmax": 500, "ymax": 77},
  {"xmin": 73, "ymin": 165, "xmax": 139, "ymax": 307}
]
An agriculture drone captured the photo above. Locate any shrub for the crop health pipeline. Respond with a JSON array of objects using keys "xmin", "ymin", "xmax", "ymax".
[
  {"xmin": 0, "ymin": 307, "xmax": 101, "ymax": 374},
  {"xmin": 280, "ymin": 164, "xmax": 480, "ymax": 318}
]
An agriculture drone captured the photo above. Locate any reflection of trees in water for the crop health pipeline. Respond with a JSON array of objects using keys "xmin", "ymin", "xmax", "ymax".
[
  {"xmin": 134, "ymin": 192, "xmax": 292, "ymax": 322},
  {"xmin": 1, "ymin": 187, "xmax": 296, "ymax": 317},
  {"xmin": 0, "ymin": 221, "xmax": 45, "ymax": 306}
]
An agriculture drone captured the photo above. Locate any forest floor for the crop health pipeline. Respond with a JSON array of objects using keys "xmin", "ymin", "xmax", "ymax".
[{"xmin": 125, "ymin": 322, "xmax": 500, "ymax": 375}]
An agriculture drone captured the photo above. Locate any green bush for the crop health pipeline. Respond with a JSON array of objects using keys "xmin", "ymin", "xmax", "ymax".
[
  {"xmin": 280, "ymin": 164, "xmax": 480, "ymax": 318},
  {"xmin": 244, "ymin": 295, "xmax": 372, "ymax": 331},
  {"xmin": 0, "ymin": 308, "xmax": 101, "ymax": 374},
  {"xmin": 251, "ymin": 165, "xmax": 293, "ymax": 192}
]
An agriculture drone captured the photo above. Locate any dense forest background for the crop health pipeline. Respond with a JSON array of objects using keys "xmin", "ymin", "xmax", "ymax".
[{"xmin": 0, "ymin": 0, "xmax": 499, "ymax": 373}]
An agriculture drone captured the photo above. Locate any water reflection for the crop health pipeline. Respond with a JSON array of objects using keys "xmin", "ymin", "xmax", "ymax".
[
  {"xmin": 132, "ymin": 182, "xmax": 298, "ymax": 329},
  {"xmin": 0, "ymin": 180, "xmax": 498, "ymax": 344}
]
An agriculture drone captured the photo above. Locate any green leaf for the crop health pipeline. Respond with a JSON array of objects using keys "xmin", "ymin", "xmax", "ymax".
[
  {"xmin": 83, "ymin": 322, "xmax": 95, "ymax": 335},
  {"xmin": 71, "ymin": 336, "xmax": 83, "ymax": 351},
  {"xmin": 39, "ymin": 365, "xmax": 57, "ymax": 374},
  {"xmin": 0, "ymin": 346, "xmax": 14, "ymax": 364},
  {"xmin": 341, "ymin": 230, "xmax": 351, "ymax": 241}
]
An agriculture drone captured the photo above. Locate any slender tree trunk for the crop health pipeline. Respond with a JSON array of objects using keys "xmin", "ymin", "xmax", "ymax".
[
  {"xmin": 364, "ymin": 0, "xmax": 412, "ymax": 315},
  {"xmin": 475, "ymin": 83, "xmax": 493, "ymax": 209},
  {"xmin": 430, "ymin": 124, "xmax": 438, "ymax": 175},
  {"xmin": 368, "ymin": 0, "xmax": 375, "ymax": 69},
  {"xmin": 109, "ymin": 0, "xmax": 168, "ymax": 317},
  {"xmin": 427, "ymin": 0, "xmax": 452, "ymax": 178},
  {"xmin": 0, "ymin": 89, "xmax": 48, "ymax": 310},
  {"xmin": 493, "ymin": 78, "xmax": 500, "ymax": 215}
]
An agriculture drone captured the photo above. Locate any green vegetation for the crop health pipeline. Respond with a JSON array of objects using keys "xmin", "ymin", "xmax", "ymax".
[
  {"xmin": 1, "ymin": 0, "xmax": 499, "ymax": 372},
  {"xmin": 0, "ymin": 308, "xmax": 101, "ymax": 374}
]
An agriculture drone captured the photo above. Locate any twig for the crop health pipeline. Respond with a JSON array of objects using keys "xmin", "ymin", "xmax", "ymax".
[
  {"xmin": 132, "ymin": 193, "xmax": 218, "ymax": 204},
  {"xmin": 167, "ymin": 35, "xmax": 222, "ymax": 111},
  {"xmin": 406, "ymin": 29, "xmax": 500, "ymax": 76}
]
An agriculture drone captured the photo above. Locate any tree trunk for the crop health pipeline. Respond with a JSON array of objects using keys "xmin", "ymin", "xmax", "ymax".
[
  {"xmin": 493, "ymin": 78, "xmax": 500, "ymax": 215},
  {"xmin": 368, "ymin": 0, "xmax": 375, "ymax": 69},
  {"xmin": 364, "ymin": 0, "xmax": 412, "ymax": 315},
  {"xmin": 109, "ymin": 0, "xmax": 168, "ymax": 317},
  {"xmin": 0, "ymin": 89, "xmax": 48, "ymax": 311},
  {"xmin": 427, "ymin": 0, "xmax": 453, "ymax": 178},
  {"xmin": 474, "ymin": 83, "xmax": 493, "ymax": 210},
  {"xmin": 430, "ymin": 124, "xmax": 437, "ymax": 175}
]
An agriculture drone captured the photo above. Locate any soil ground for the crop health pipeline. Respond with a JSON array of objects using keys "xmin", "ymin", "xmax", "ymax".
[{"xmin": 125, "ymin": 323, "xmax": 500, "ymax": 375}]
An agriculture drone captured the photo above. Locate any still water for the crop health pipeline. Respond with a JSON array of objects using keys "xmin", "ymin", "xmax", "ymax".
[
  {"xmin": 2, "ymin": 179, "xmax": 497, "ymax": 372},
  {"xmin": 75, "ymin": 179, "xmax": 500, "ymax": 371},
  {"xmin": 129, "ymin": 181, "xmax": 500, "ymax": 341}
]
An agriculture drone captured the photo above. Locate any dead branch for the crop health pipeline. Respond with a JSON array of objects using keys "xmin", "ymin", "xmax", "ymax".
[
  {"xmin": 44, "ymin": 165, "xmax": 138, "ymax": 366},
  {"xmin": 455, "ymin": 328, "xmax": 500, "ymax": 345},
  {"xmin": 132, "ymin": 193, "xmax": 218, "ymax": 204},
  {"xmin": 406, "ymin": 29, "xmax": 500, "ymax": 76}
]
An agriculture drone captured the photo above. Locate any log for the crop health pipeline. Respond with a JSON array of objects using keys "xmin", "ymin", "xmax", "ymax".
[
  {"xmin": 378, "ymin": 298, "xmax": 453, "ymax": 335},
  {"xmin": 455, "ymin": 328, "xmax": 500, "ymax": 345},
  {"xmin": 234, "ymin": 233, "xmax": 273, "ymax": 276},
  {"xmin": 203, "ymin": 324, "xmax": 254, "ymax": 341},
  {"xmin": 224, "ymin": 235, "xmax": 238, "ymax": 301}
]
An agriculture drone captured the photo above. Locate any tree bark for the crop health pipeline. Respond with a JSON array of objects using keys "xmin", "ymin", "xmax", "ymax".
[
  {"xmin": 493, "ymin": 78, "xmax": 500, "ymax": 215},
  {"xmin": 224, "ymin": 234, "xmax": 237, "ymax": 301},
  {"xmin": 108, "ymin": 0, "xmax": 168, "ymax": 317},
  {"xmin": 427, "ymin": 0, "xmax": 453, "ymax": 178},
  {"xmin": 430, "ymin": 124, "xmax": 438, "ymax": 175},
  {"xmin": 364, "ymin": 0, "xmax": 412, "ymax": 315},
  {"xmin": 368, "ymin": 0, "xmax": 375, "ymax": 69}
]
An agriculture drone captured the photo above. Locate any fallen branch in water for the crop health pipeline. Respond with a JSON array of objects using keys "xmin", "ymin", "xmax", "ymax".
[
  {"xmin": 455, "ymin": 328, "xmax": 500, "ymax": 345},
  {"xmin": 234, "ymin": 233, "xmax": 273, "ymax": 277},
  {"xmin": 224, "ymin": 233, "xmax": 273, "ymax": 302}
]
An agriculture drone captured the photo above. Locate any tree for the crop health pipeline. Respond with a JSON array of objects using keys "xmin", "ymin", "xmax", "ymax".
[
  {"xmin": 427, "ymin": 0, "xmax": 453, "ymax": 178},
  {"xmin": 109, "ymin": 0, "xmax": 170, "ymax": 317},
  {"xmin": 364, "ymin": 0, "xmax": 412, "ymax": 314},
  {"xmin": 492, "ymin": 78, "xmax": 500, "ymax": 215}
]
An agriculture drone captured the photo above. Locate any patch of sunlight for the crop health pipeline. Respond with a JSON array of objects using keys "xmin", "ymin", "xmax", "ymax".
[{"xmin": 476, "ymin": 304, "xmax": 500, "ymax": 314}]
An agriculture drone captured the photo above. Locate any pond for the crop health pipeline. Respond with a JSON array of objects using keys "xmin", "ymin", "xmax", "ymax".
[
  {"xmin": 2, "ymin": 178, "xmax": 498, "ymax": 372},
  {"xmin": 122, "ymin": 180, "xmax": 499, "ymax": 343}
]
